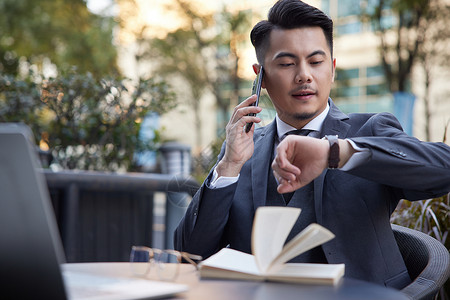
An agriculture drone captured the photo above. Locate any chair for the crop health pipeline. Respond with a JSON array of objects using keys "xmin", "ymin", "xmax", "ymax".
[{"xmin": 392, "ymin": 224, "xmax": 450, "ymax": 300}]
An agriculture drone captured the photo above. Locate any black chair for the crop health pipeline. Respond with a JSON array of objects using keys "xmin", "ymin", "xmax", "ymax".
[{"xmin": 392, "ymin": 224, "xmax": 450, "ymax": 300}]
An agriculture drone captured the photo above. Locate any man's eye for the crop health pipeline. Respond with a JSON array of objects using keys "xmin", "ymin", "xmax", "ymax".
[
  {"xmin": 280, "ymin": 63, "xmax": 294, "ymax": 67},
  {"xmin": 311, "ymin": 61, "xmax": 323, "ymax": 65}
]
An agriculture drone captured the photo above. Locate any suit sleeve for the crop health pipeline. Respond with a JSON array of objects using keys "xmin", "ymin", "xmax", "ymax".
[
  {"xmin": 173, "ymin": 141, "xmax": 237, "ymax": 258},
  {"xmin": 347, "ymin": 113, "xmax": 450, "ymax": 200}
]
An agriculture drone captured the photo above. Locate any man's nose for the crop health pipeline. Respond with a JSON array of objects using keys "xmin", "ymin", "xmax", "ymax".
[{"xmin": 295, "ymin": 63, "xmax": 312, "ymax": 83}]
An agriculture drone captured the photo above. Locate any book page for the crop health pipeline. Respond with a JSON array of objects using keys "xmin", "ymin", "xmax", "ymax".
[
  {"xmin": 266, "ymin": 263, "xmax": 345, "ymax": 285},
  {"xmin": 252, "ymin": 207, "xmax": 301, "ymax": 273},
  {"xmin": 267, "ymin": 263, "xmax": 344, "ymax": 278},
  {"xmin": 268, "ymin": 223, "xmax": 335, "ymax": 270},
  {"xmin": 199, "ymin": 248, "xmax": 261, "ymax": 276}
]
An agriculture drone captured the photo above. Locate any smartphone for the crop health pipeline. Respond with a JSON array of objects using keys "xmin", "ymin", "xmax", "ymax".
[{"xmin": 245, "ymin": 66, "xmax": 264, "ymax": 133}]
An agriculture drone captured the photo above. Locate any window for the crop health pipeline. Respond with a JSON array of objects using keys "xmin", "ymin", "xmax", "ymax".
[
  {"xmin": 367, "ymin": 65, "xmax": 384, "ymax": 77},
  {"xmin": 367, "ymin": 83, "xmax": 389, "ymax": 95},
  {"xmin": 333, "ymin": 65, "xmax": 392, "ymax": 113},
  {"xmin": 338, "ymin": 68, "xmax": 359, "ymax": 80}
]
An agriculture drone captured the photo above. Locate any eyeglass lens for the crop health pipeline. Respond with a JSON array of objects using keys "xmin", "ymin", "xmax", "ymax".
[
  {"xmin": 130, "ymin": 247, "xmax": 152, "ymax": 276},
  {"xmin": 130, "ymin": 247, "xmax": 181, "ymax": 281},
  {"xmin": 156, "ymin": 251, "xmax": 180, "ymax": 281}
]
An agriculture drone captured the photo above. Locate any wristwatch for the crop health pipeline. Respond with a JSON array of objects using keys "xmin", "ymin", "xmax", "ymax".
[{"xmin": 323, "ymin": 135, "xmax": 340, "ymax": 169}]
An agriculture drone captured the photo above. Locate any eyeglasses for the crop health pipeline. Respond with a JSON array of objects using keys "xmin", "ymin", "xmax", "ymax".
[{"xmin": 130, "ymin": 246, "xmax": 202, "ymax": 281}]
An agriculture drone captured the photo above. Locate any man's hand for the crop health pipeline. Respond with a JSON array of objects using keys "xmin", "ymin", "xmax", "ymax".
[
  {"xmin": 216, "ymin": 95, "xmax": 262, "ymax": 177},
  {"xmin": 272, "ymin": 136, "xmax": 355, "ymax": 193}
]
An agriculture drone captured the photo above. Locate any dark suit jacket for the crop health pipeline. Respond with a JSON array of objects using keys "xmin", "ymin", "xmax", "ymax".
[{"xmin": 174, "ymin": 99, "xmax": 450, "ymax": 289}]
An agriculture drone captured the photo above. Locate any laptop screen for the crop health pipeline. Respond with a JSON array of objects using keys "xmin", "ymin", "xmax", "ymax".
[{"xmin": 0, "ymin": 123, "xmax": 68, "ymax": 299}]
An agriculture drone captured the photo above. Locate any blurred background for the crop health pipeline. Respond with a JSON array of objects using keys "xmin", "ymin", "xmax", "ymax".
[
  {"xmin": 1, "ymin": 0, "xmax": 449, "ymax": 287},
  {"xmin": 2, "ymin": 0, "xmax": 449, "ymax": 179}
]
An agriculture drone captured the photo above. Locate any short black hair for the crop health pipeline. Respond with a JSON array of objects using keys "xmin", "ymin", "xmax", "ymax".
[{"xmin": 250, "ymin": 0, "xmax": 334, "ymax": 64}]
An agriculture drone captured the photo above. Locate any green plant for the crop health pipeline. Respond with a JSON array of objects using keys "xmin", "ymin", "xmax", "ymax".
[
  {"xmin": 391, "ymin": 194, "xmax": 449, "ymax": 249},
  {"xmin": 0, "ymin": 69, "xmax": 177, "ymax": 172},
  {"xmin": 192, "ymin": 133, "xmax": 226, "ymax": 184}
]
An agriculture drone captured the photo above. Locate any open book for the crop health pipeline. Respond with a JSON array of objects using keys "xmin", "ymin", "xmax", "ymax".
[{"xmin": 199, "ymin": 207, "xmax": 345, "ymax": 285}]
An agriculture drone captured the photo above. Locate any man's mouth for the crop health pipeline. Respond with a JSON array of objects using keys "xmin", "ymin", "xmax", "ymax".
[{"xmin": 292, "ymin": 90, "xmax": 316, "ymax": 97}]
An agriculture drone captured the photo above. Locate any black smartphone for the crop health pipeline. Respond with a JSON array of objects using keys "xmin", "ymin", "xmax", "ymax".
[{"xmin": 245, "ymin": 66, "xmax": 264, "ymax": 133}]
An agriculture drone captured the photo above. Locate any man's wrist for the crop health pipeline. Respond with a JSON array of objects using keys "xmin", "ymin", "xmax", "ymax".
[
  {"xmin": 323, "ymin": 136, "xmax": 356, "ymax": 169},
  {"xmin": 216, "ymin": 159, "xmax": 243, "ymax": 178},
  {"xmin": 338, "ymin": 139, "xmax": 356, "ymax": 168}
]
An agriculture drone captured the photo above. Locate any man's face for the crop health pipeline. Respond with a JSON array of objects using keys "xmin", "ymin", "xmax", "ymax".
[{"xmin": 261, "ymin": 26, "xmax": 336, "ymax": 128}]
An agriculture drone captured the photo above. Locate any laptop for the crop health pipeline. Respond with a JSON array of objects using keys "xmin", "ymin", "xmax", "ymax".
[{"xmin": 0, "ymin": 123, "xmax": 188, "ymax": 299}]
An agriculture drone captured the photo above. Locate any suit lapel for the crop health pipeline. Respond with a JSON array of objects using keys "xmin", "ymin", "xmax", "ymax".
[
  {"xmin": 315, "ymin": 99, "xmax": 351, "ymax": 224},
  {"xmin": 318, "ymin": 99, "xmax": 351, "ymax": 139},
  {"xmin": 251, "ymin": 121, "xmax": 277, "ymax": 211}
]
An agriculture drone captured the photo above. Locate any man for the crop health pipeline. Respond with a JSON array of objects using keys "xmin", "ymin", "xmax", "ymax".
[{"xmin": 174, "ymin": 0, "xmax": 450, "ymax": 289}]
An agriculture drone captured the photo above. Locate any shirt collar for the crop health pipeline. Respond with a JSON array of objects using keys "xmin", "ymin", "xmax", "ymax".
[{"xmin": 276, "ymin": 103, "xmax": 330, "ymax": 139}]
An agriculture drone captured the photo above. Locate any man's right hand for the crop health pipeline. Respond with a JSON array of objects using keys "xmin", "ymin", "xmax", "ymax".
[{"xmin": 216, "ymin": 95, "xmax": 262, "ymax": 178}]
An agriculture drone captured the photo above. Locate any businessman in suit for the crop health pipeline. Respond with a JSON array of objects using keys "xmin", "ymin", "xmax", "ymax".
[{"xmin": 174, "ymin": 0, "xmax": 450, "ymax": 289}]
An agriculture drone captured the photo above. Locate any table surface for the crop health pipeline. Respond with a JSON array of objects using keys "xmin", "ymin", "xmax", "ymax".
[{"xmin": 63, "ymin": 262, "xmax": 410, "ymax": 300}]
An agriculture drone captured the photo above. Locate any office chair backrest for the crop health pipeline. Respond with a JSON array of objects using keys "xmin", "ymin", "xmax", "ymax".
[{"xmin": 392, "ymin": 224, "xmax": 450, "ymax": 300}]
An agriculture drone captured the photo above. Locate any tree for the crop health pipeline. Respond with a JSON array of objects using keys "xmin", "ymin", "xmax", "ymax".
[
  {"xmin": 416, "ymin": 0, "xmax": 450, "ymax": 141},
  {"xmin": 363, "ymin": 0, "xmax": 450, "ymax": 137},
  {"xmin": 366, "ymin": 0, "xmax": 431, "ymax": 93},
  {"xmin": 119, "ymin": 0, "xmax": 253, "ymax": 152},
  {"xmin": 0, "ymin": 0, "xmax": 119, "ymax": 77},
  {"xmin": 0, "ymin": 0, "xmax": 181, "ymax": 172},
  {"xmin": 214, "ymin": 8, "xmax": 254, "ymax": 125},
  {"xmin": 0, "ymin": 69, "xmax": 177, "ymax": 171}
]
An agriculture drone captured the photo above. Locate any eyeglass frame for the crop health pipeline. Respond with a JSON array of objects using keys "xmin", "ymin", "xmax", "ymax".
[{"xmin": 130, "ymin": 246, "xmax": 202, "ymax": 280}]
